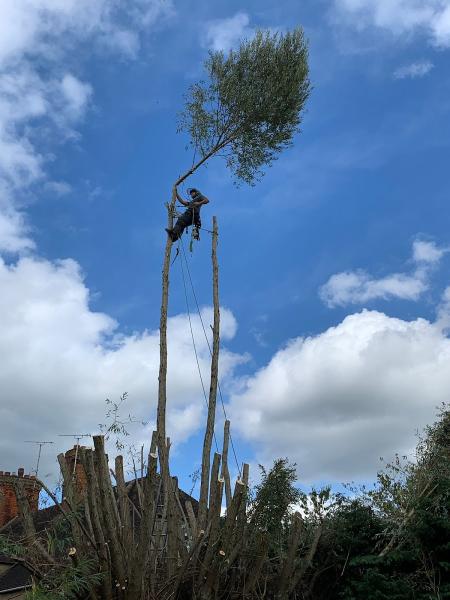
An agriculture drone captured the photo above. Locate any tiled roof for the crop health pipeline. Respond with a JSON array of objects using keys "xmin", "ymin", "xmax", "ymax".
[{"xmin": 0, "ymin": 563, "xmax": 32, "ymax": 593}]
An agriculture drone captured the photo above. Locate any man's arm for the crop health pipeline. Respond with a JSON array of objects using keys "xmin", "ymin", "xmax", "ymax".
[
  {"xmin": 193, "ymin": 195, "xmax": 210, "ymax": 206},
  {"xmin": 176, "ymin": 188, "xmax": 190, "ymax": 207}
]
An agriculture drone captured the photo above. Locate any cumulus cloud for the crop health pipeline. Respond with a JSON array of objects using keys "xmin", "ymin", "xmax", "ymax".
[
  {"xmin": 0, "ymin": 254, "xmax": 244, "ymax": 482},
  {"xmin": 0, "ymin": 0, "xmax": 174, "ymax": 65},
  {"xmin": 205, "ymin": 12, "xmax": 254, "ymax": 51},
  {"xmin": 320, "ymin": 240, "xmax": 447, "ymax": 307},
  {"xmin": 332, "ymin": 0, "xmax": 450, "ymax": 48},
  {"xmin": 0, "ymin": 0, "xmax": 174, "ymax": 252},
  {"xmin": 229, "ymin": 307, "xmax": 450, "ymax": 482},
  {"xmin": 393, "ymin": 60, "xmax": 434, "ymax": 79},
  {"xmin": 0, "ymin": 203, "xmax": 35, "ymax": 253},
  {"xmin": 60, "ymin": 74, "xmax": 93, "ymax": 120},
  {"xmin": 413, "ymin": 239, "xmax": 446, "ymax": 263}
]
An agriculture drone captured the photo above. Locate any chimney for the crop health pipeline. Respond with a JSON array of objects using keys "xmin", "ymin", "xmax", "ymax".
[
  {"xmin": 0, "ymin": 469, "xmax": 40, "ymax": 528},
  {"xmin": 63, "ymin": 446, "xmax": 88, "ymax": 502}
]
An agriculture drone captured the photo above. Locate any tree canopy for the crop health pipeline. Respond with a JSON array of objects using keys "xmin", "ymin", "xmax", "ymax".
[{"xmin": 178, "ymin": 28, "xmax": 311, "ymax": 184}]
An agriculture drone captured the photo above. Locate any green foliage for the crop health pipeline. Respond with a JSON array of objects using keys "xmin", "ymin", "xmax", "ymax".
[
  {"xmin": 249, "ymin": 458, "xmax": 301, "ymax": 552},
  {"xmin": 339, "ymin": 405, "xmax": 450, "ymax": 600},
  {"xmin": 25, "ymin": 557, "xmax": 103, "ymax": 600},
  {"xmin": 45, "ymin": 512, "xmax": 74, "ymax": 557},
  {"xmin": 0, "ymin": 537, "xmax": 100, "ymax": 599},
  {"xmin": 99, "ymin": 391, "xmax": 147, "ymax": 452},
  {"xmin": 179, "ymin": 28, "xmax": 310, "ymax": 184},
  {"xmin": 0, "ymin": 534, "xmax": 26, "ymax": 558}
]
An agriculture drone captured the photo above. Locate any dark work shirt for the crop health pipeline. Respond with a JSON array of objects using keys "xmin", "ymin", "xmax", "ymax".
[{"xmin": 187, "ymin": 194, "xmax": 206, "ymax": 217}]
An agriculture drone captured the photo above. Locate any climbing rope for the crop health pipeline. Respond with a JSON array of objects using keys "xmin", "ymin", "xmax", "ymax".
[
  {"xmin": 179, "ymin": 241, "xmax": 220, "ymax": 453},
  {"xmin": 179, "ymin": 236, "xmax": 242, "ymax": 477}
]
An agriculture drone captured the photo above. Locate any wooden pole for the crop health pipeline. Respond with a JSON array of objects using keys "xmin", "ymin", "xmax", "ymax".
[{"xmin": 198, "ymin": 216, "xmax": 220, "ymax": 529}]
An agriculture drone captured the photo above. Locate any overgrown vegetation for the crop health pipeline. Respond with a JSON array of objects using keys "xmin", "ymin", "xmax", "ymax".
[{"xmin": 1, "ymin": 405, "xmax": 448, "ymax": 598}]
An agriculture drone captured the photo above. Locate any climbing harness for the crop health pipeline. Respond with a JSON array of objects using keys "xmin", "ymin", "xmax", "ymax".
[{"xmin": 189, "ymin": 208, "xmax": 200, "ymax": 252}]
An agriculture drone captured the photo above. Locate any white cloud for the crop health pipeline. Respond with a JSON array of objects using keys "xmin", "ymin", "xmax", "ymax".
[
  {"xmin": 0, "ymin": 254, "xmax": 244, "ymax": 481},
  {"xmin": 102, "ymin": 29, "xmax": 141, "ymax": 58},
  {"xmin": 205, "ymin": 12, "xmax": 254, "ymax": 51},
  {"xmin": 320, "ymin": 270, "xmax": 427, "ymax": 307},
  {"xmin": 0, "ymin": 204, "xmax": 34, "ymax": 253},
  {"xmin": 393, "ymin": 60, "xmax": 434, "ymax": 79},
  {"xmin": 45, "ymin": 181, "xmax": 72, "ymax": 196},
  {"xmin": 0, "ymin": 0, "xmax": 174, "ymax": 66},
  {"xmin": 437, "ymin": 285, "xmax": 450, "ymax": 329},
  {"xmin": 60, "ymin": 74, "xmax": 93, "ymax": 120},
  {"xmin": 229, "ymin": 307, "xmax": 450, "ymax": 482},
  {"xmin": 333, "ymin": 0, "xmax": 450, "ymax": 48},
  {"xmin": 412, "ymin": 239, "xmax": 445, "ymax": 263},
  {"xmin": 320, "ymin": 239, "xmax": 447, "ymax": 307},
  {"xmin": 0, "ymin": 0, "xmax": 174, "ymax": 252}
]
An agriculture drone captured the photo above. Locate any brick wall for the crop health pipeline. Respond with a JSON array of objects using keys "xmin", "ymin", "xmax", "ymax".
[
  {"xmin": 63, "ymin": 446, "xmax": 88, "ymax": 502},
  {"xmin": 0, "ymin": 469, "xmax": 40, "ymax": 528}
]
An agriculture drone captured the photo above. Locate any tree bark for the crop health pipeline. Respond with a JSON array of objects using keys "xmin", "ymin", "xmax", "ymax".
[
  {"xmin": 278, "ymin": 513, "xmax": 303, "ymax": 598},
  {"xmin": 92, "ymin": 435, "xmax": 126, "ymax": 594},
  {"xmin": 209, "ymin": 452, "xmax": 222, "ymax": 510},
  {"xmin": 156, "ymin": 145, "xmax": 227, "ymax": 475},
  {"xmin": 198, "ymin": 216, "xmax": 220, "ymax": 530},
  {"xmin": 221, "ymin": 420, "xmax": 232, "ymax": 509}
]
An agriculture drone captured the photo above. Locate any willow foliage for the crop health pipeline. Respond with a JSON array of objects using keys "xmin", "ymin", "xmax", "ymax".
[{"xmin": 179, "ymin": 28, "xmax": 311, "ymax": 184}]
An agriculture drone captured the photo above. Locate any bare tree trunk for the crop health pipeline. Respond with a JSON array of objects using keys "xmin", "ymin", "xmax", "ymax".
[
  {"xmin": 245, "ymin": 534, "xmax": 269, "ymax": 594},
  {"xmin": 185, "ymin": 500, "xmax": 197, "ymax": 540},
  {"xmin": 198, "ymin": 216, "xmax": 220, "ymax": 530},
  {"xmin": 167, "ymin": 476, "xmax": 181, "ymax": 579},
  {"xmin": 92, "ymin": 436, "xmax": 126, "ymax": 594},
  {"xmin": 209, "ymin": 452, "xmax": 222, "ymax": 509},
  {"xmin": 81, "ymin": 449, "xmax": 113, "ymax": 600},
  {"xmin": 221, "ymin": 420, "xmax": 232, "ymax": 509},
  {"xmin": 157, "ymin": 186, "xmax": 176, "ymax": 486},
  {"xmin": 156, "ymin": 146, "xmax": 226, "ymax": 473},
  {"xmin": 291, "ymin": 523, "xmax": 323, "ymax": 593},
  {"xmin": 198, "ymin": 477, "xmax": 224, "ymax": 597},
  {"xmin": 115, "ymin": 456, "xmax": 132, "ymax": 563},
  {"xmin": 127, "ymin": 451, "xmax": 158, "ymax": 600},
  {"xmin": 221, "ymin": 479, "xmax": 246, "ymax": 556},
  {"xmin": 278, "ymin": 513, "xmax": 303, "ymax": 598},
  {"xmin": 12, "ymin": 481, "xmax": 55, "ymax": 566}
]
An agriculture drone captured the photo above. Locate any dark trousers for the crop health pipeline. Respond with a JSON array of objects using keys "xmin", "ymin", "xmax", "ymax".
[{"xmin": 172, "ymin": 210, "xmax": 201, "ymax": 241}]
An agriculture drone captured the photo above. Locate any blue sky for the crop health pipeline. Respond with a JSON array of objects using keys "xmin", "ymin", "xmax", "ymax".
[{"xmin": 1, "ymin": 0, "xmax": 450, "ymax": 495}]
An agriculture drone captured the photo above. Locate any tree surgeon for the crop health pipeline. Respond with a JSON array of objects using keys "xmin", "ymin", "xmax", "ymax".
[{"xmin": 166, "ymin": 187, "xmax": 209, "ymax": 241}]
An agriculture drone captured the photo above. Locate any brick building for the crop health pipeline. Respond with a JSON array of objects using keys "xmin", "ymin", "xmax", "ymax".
[
  {"xmin": 0, "ymin": 470, "xmax": 39, "ymax": 599},
  {"xmin": 0, "ymin": 469, "xmax": 40, "ymax": 530}
]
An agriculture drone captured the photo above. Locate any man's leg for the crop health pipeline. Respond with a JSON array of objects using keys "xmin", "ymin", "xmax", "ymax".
[{"xmin": 167, "ymin": 215, "xmax": 188, "ymax": 240}]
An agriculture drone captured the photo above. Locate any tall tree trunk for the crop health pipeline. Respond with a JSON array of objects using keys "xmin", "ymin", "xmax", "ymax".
[
  {"xmin": 156, "ymin": 143, "xmax": 227, "ymax": 475},
  {"xmin": 198, "ymin": 216, "xmax": 220, "ymax": 529},
  {"xmin": 221, "ymin": 420, "xmax": 232, "ymax": 509}
]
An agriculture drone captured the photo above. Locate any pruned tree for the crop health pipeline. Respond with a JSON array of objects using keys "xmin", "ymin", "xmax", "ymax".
[{"xmin": 157, "ymin": 26, "xmax": 311, "ymax": 490}]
